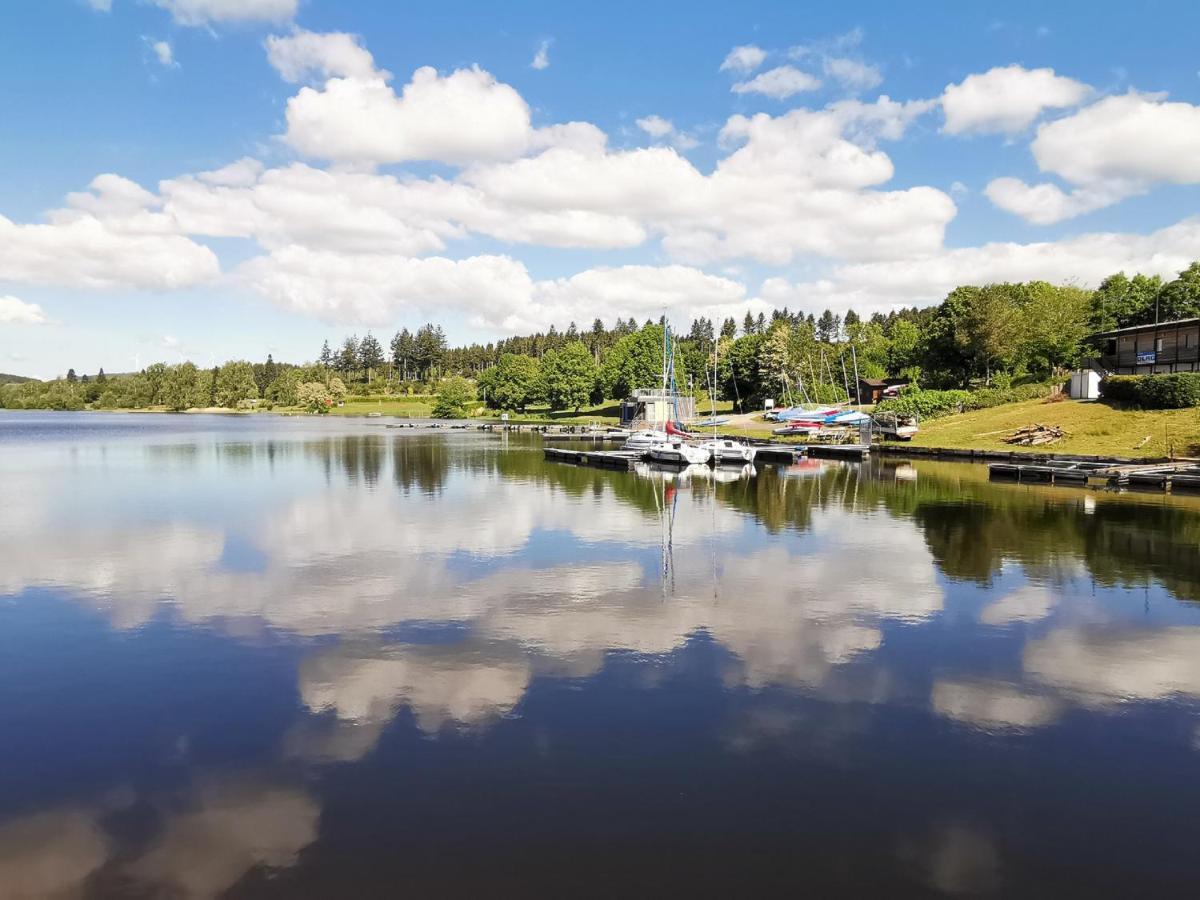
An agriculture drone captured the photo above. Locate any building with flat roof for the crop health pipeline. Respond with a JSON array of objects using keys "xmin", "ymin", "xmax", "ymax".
[{"xmin": 1091, "ymin": 318, "xmax": 1200, "ymax": 375}]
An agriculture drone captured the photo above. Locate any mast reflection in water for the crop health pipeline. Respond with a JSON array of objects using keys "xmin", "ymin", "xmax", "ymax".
[{"xmin": 2, "ymin": 411, "xmax": 1200, "ymax": 897}]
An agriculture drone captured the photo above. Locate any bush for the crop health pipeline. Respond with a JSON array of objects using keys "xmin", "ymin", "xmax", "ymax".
[
  {"xmin": 1101, "ymin": 373, "xmax": 1200, "ymax": 409},
  {"xmin": 875, "ymin": 382, "xmax": 1056, "ymax": 420},
  {"xmin": 431, "ymin": 376, "xmax": 477, "ymax": 418},
  {"xmin": 1099, "ymin": 375, "xmax": 1140, "ymax": 404}
]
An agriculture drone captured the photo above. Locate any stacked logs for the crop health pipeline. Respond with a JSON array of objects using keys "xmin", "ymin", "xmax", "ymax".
[{"xmin": 1003, "ymin": 424, "xmax": 1065, "ymax": 446}]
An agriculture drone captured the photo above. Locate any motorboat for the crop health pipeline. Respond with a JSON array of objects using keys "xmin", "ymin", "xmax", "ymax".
[
  {"xmin": 648, "ymin": 438, "xmax": 712, "ymax": 466},
  {"xmin": 699, "ymin": 438, "xmax": 757, "ymax": 464},
  {"xmin": 622, "ymin": 429, "xmax": 668, "ymax": 451}
]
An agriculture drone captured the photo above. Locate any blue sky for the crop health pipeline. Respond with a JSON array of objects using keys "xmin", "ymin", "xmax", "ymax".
[{"xmin": 2, "ymin": 0, "xmax": 1199, "ymax": 378}]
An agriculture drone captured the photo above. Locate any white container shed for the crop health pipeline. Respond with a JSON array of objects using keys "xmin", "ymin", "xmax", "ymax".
[{"xmin": 1068, "ymin": 369, "xmax": 1101, "ymax": 400}]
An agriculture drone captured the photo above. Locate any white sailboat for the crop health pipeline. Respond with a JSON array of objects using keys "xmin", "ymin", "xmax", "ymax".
[
  {"xmin": 699, "ymin": 341, "xmax": 756, "ymax": 464},
  {"xmin": 699, "ymin": 437, "xmax": 757, "ymax": 464},
  {"xmin": 648, "ymin": 437, "xmax": 712, "ymax": 465}
]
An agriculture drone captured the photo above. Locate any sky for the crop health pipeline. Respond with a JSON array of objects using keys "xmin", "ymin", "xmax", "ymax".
[{"xmin": 2, "ymin": 0, "xmax": 1199, "ymax": 378}]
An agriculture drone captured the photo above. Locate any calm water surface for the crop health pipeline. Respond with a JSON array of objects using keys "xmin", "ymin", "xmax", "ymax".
[{"xmin": 3, "ymin": 411, "xmax": 1200, "ymax": 897}]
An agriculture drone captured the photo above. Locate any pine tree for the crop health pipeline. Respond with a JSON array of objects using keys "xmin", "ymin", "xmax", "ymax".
[
  {"xmin": 357, "ymin": 333, "xmax": 384, "ymax": 383},
  {"xmin": 66, "ymin": 368, "xmax": 77, "ymax": 383},
  {"xmin": 338, "ymin": 336, "xmax": 360, "ymax": 378},
  {"xmin": 816, "ymin": 309, "xmax": 838, "ymax": 342},
  {"xmin": 391, "ymin": 329, "xmax": 414, "ymax": 381},
  {"xmin": 721, "ymin": 317, "xmax": 737, "ymax": 339},
  {"xmin": 97, "ymin": 368, "xmax": 107, "ymax": 384},
  {"xmin": 742, "ymin": 312, "xmax": 756, "ymax": 336},
  {"xmin": 318, "ymin": 340, "xmax": 334, "ymax": 368}
]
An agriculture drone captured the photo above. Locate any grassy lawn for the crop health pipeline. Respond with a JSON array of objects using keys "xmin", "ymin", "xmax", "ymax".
[
  {"xmin": 326, "ymin": 396, "xmax": 435, "ymax": 417},
  {"xmin": 909, "ymin": 398, "xmax": 1200, "ymax": 458}
]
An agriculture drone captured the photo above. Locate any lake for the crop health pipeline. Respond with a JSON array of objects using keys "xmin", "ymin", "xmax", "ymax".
[{"xmin": 2, "ymin": 411, "xmax": 1200, "ymax": 897}]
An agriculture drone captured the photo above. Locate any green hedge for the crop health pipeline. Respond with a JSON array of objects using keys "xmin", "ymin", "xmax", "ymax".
[
  {"xmin": 875, "ymin": 383, "xmax": 1055, "ymax": 420},
  {"xmin": 1100, "ymin": 373, "xmax": 1200, "ymax": 408}
]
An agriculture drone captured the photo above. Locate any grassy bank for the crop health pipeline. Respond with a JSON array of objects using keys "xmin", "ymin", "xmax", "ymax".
[
  {"xmin": 325, "ymin": 396, "xmax": 435, "ymax": 417},
  {"xmin": 908, "ymin": 398, "xmax": 1200, "ymax": 459}
]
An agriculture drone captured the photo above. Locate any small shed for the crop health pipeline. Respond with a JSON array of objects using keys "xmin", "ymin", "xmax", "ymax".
[
  {"xmin": 1068, "ymin": 369, "xmax": 1101, "ymax": 400},
  {"xmin": 620, "ymin": 389, "xmax": 697, "ymax": 427},
  {"xmin": 856, "ymin": 378, "xmax": 888, "ymax": 403}
]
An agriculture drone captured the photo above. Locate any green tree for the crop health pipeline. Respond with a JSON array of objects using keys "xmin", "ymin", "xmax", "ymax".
[
  {"xmin": 431, "ymin": 375, "xmax": 476, "ymax": 418},
  {"xmin": 887, "ymin": 319, "xmax": 921, "ymax": 373},
  {"xmin": 956, "ymin": 285, "xmax": 1025, "ymax": 383},
  {"xmin": 266, "ymin": 368, "xmax": 303, "ymax": 406},
  {"xmin": 845, "ymin": 319, "xmax": 891, "ymax": 379},
  {"xmin": 66, "ymin": 368, "xmax": 77, "ymax": 383},
  {"xmin": 1021, "ymin": 282, "xmax": 1091, "ymax": 377},
  {"xmin": 298, "ymin": 381, "xmax": 332, "ymax": 413},
  {"xmin": 318, "ymin": 340, "xmax": 334, "ymax": 369},
  {"xmin": 541, "ymin": 341, "xmax": 598, "ymax": 411},
  {"xmin": 414, "ymin": 324, "xmax": 447, "ymax": 380},
  {"xmin": 161, "ymin": 362, "xmax": 203, "ymax": 411},
  {"xmin": 337, "ymin": 336, "xmax": 359, "ymax": 378},
  {"xmin": 756, "ymin": 322, "xmax": 792, "ymax": 397},
  {"xmin": 1154, "ymin": 262, "xmax": 1200, "ymax": 323},
  {"xmin": 718, "ymin": 333, "xmax": 762, "ymax": 409},
  {"xmin": 215, "ymin": 361, "xmax": 259, "ymax": 408},
  {"xmin": 599, "ymin": 324, "xmax": 686, "ymax": 399},
  {"xmin": 391, "ymin": 328, "xmax": 415, "ymax": 380},
  {"xmin": 328, "ymin": 376, "xmax": 347, "ymax": 404},
  {"xmin": 143, "ymin": 363, "xmax": 169, "ymax": 405},
  {"xmin": 357, "ymin": 333, "xmax": 385, "ymax": 382},
  {"xmin": 482, "ymin": 353, "xmax": 542, "ymax": 411},
  {"xmin": 816, "ymin": 309, "xmax": 840, "ymax": 343}
]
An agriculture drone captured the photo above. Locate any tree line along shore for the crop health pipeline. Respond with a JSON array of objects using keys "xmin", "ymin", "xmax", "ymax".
[{"xmin": 5, "ymin": 262, "xmax": 1200, "ymax": 429}]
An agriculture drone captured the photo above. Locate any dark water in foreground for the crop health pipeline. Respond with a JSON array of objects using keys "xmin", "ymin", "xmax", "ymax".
[{"xmin": 3, "ymin": 411, "xmax": 1200, "ymax": 897}]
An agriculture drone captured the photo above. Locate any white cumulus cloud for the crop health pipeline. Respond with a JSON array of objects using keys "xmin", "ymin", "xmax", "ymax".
[
  {"xmin": 987, "ymin": 91, "xmax": 1200, "ymax": 223},
  {"xmin": 823, "ymin": 56, "xmax": 882, "ymax": 91},
  {"xmin": 151, "ymin": 40, "xmax": 176, "ymax": 68},
  {"xmin": 283, "ymin": 65, "xmax": 533, "ymax": 165},
  {"xmin": 732, "ymin": 65, "xmax": 822, "ymax": 99},
  {"xmin": 635, "ymin": 115, "xmax": 699, "ymax": 151},
  {"xmin": 635, "ymin": 114, "xmax": 674, "ymax": 138},
  {"xmin": 760, "ymin": 216, "xmax": 1200, "ymax": 315},
  {"xmin": 265, "ymin": 28, "xmax": 380, "ymax": 83},
  {"xmin": 0, "ymin": 296, "xmax": 48, "ymax": 325},
  {"xmin": 720, "ymin": 44, "xmax": 767, "ymax": 73},
  {"xmin": 531, "ymin": 38, "xmax": 551, "ymax": 70},
  {"xmin": 941, "ymin": 64, "xmax": 1091, "ymax": 135},
  {"xmin": 151, "ymin": 0, "xmax": 297, "ymax": 26}
]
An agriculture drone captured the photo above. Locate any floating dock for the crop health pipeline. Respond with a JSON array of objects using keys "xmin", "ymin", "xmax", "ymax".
[
  {"xmin": 543, "ymin": 447, "xmax": 640, "ymax": 470},
  {"xmin": 753, "ymin": 444, "xmax": 870, "ymax": 462},
  {"xmin": 988, "ymin": 458, "xmax": 1200, "ymax": 492},
  {"xmin": 539, "ymin": 432, "xmax": 629, "ymax": 442},
  {"xmin": 544, "ymin": 440, "xmax": 871, "ymax": 471}
]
